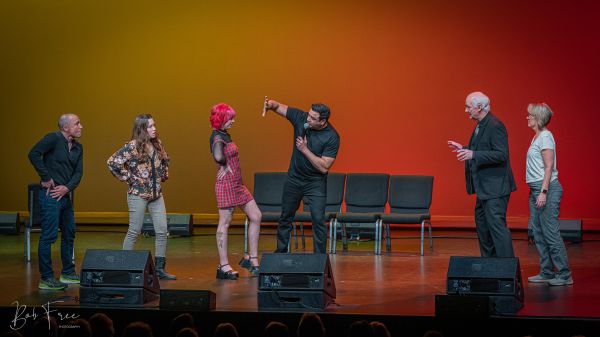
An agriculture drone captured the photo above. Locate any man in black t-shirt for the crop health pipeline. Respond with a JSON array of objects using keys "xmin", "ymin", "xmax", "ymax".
[{"xmin": 264, "ymin": 99, "xmax": 340, "ymax": 253}]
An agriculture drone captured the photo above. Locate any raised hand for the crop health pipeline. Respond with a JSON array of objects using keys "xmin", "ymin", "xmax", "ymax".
[
  {"xmin": 264, "ymin": 99, "xmax": 279, "ymax": 112},
  {"xmin": 447, "ymin": 140, "xmax": 463, "ymax": 152},
  {"xmin": 456, "ymin": 149, "xmax": 473, "ymax": 161}
]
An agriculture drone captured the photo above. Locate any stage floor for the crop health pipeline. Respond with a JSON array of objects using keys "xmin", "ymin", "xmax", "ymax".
[{"xmin": 1, "ymin": 226, "xmax": 599, "ymax": 320}]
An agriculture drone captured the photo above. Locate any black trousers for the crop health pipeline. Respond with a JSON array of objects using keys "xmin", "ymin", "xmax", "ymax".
[
  {"xmin": 474, "ymin": 195, "xmax": 515, "ymax": 257},
  {"xmin": 275, "ymin": 177, "xmax": 327, "ymax": 253}
]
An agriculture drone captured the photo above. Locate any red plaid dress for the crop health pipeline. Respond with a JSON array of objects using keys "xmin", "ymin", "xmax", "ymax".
[{"xmin": 214, "ymin": 139, "xmax": 253, "ymax": 208}]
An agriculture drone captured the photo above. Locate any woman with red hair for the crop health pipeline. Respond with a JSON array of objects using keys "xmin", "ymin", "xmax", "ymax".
[{"xmin": 210, "ymin": 103, "xmax": 262, "ymax": 280}]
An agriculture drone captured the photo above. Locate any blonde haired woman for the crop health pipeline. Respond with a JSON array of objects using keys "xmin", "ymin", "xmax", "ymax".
[{"xmin": 525, "ymin": 103, "xmax": 572, "ymax": 286}]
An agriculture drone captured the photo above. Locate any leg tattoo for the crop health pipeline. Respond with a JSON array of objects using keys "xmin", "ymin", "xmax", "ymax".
[{"xmin": 217, "ymin": 231, "xmax": 226, "ymax": 249}]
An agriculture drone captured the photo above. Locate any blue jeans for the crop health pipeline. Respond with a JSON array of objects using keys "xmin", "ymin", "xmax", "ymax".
[
  {"xmin": 38, "ymin": 189, "xmax": 76, "ymax": 280},
  {"xmin": 528, "ymin": 179, "xmax": 571, "ymax": 280}
]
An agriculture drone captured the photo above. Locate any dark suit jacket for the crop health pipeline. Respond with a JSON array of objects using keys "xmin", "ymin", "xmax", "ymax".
[{"xmin": 465, "ymin": 113, "xmax": 516, "ymax": 200}]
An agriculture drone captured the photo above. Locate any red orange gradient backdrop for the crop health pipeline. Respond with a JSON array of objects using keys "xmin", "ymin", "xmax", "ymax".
[{"xmin": 1, "ymin": 1, "xmax": 598, "ymax": 228}]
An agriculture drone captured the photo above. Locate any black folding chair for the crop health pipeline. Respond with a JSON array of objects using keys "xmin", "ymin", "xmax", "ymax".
[
  {"xmin": 245, "ymin": 172, "xmax": 287, "ymax": 254},
  {"xmin": 380, "ymin": 175, "xmax": 433, "ymax": 255},
  {"xmin": 332, "ymin": 173, "xmax": 389, "ymax": 255}
]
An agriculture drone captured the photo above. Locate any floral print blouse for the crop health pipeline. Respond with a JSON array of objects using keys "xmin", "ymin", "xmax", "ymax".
[{"xmin": 107, "ymin": 140, "xmax": 169, "ymax": 200}]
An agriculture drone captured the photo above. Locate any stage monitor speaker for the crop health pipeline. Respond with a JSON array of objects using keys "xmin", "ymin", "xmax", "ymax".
[
  {"xmin": 446, "ymin": 256, "xmax": 524, "ymax": 314},
  {"xmin": 528, "ymin": 219, "xmax": 583, "ymax": 243},
  {"xmin": 257, "ymin": 253, "xmax": 336, "ymax": 311},
  {"xmin": 0, "ymin": 212, "xmax": 20, "ymax": 234},
  {"xmin": 160, "ymin": 289, "xmax": 216, "ymax": 311},
  {"xmin": 79, "ymin": 249, "xmax": 159, "ymax": 306},
  {"xmin": 142, "ymin": 213, "xmax": 193, "ymax": 237}
]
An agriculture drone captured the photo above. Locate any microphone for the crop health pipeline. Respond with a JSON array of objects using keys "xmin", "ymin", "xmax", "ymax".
[{"xmin": 301, "ymin": 122, "xmax": 309, "ymax": 137}]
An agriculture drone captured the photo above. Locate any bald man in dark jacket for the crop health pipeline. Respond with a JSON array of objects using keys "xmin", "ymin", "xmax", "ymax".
[
  {"xmin": 448, "ymin": 92, "xmax": 516, "ymax": 257},
  {"xmin": 29, "ymin": 114, "xmax": 83, "ymax": 290}
]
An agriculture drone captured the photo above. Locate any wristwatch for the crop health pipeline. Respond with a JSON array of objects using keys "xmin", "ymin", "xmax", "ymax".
[{"xmin": 541, "ymin": 189, "xmax": 548, "ymax": 194}]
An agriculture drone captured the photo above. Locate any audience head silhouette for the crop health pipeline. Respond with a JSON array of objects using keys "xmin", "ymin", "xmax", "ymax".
[{"xmin": 297, "ymin": 313, "xmax": 325, "ymax": 337}]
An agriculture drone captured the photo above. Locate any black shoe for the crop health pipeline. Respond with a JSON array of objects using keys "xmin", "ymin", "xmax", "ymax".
[
  {"xmin": 60, "ymin": 272, "xmax": 80, "ymax": 284},
  {"xmin": 39, "ymin": 278, "xmax": 68, "ymax": 290},
  {"xmin": 216, "ymin": 264, "xmax": 239, "ymax": 280},
  {"xmin": 249, "ymin": 266, "xmax": 260, "ymax": 276},
  {"xmin": 239, "ymin": 257, "xmax": 260, "ymax": 274},
  {"xmin": 239, "ymin": 257, "xmax": 252, "ymax": 270}
]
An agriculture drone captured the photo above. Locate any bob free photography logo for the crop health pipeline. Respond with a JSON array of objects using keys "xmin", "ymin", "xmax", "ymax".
[{"xmin": 8, "ymin": 300, "xmax": 80, "ymax": 331}]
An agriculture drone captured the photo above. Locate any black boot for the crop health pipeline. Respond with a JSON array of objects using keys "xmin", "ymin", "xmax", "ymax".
[{"xmin": 155, "ymin": 257, "xmax": 177, "ymax": 280}]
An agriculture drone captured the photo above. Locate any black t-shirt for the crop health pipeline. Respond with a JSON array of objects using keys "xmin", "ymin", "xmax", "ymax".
[{"xmin": 286, "ymin": 107, "xmax": 340, "ymax": 181}]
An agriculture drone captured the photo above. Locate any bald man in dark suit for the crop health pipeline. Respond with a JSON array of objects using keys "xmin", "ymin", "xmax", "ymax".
[{"xmin": 448, "ymin": 92, "xmax": 516, "ymax": 257}]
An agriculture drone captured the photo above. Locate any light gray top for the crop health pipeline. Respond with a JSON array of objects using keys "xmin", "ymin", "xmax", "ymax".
[{"xmin": 526, "ymin": 130, "xmax": 558, "ymax": 183}]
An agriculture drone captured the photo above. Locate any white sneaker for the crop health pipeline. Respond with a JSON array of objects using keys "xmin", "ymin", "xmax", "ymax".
[
  {"xmin": 527, "ymin": 274, "xmax": 553, "ymax": 283},
  {"xmin": 548, "ymin": 277, "xmax": 574, "ymax": 286}
]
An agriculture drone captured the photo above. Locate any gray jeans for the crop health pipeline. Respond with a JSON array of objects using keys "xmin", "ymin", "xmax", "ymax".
[
  {"xmin": 528, "ymin": 179, "xmax": 571, "ymax": 279},
  {"xmin": 123, "ymin": 194, "xmax": 168, "ymax": 258}
]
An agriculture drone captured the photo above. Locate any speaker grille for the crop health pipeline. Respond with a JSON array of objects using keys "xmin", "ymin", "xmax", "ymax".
[
  {"xmin": 447, "ymin": 278, "xmax": 515, "ymax": 295},
  {"xmin": 260, "ymin": 274, "xmax": 324, "ymax": 290},
  {"xmin": 81, "ymin": 270, "xmax": 147, "ymax": 287}
]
